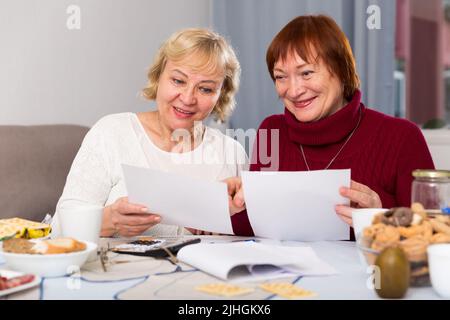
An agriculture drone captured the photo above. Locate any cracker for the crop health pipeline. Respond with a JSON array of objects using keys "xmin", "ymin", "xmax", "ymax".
[
  {"xmin": 195, "ymin": 283, "xmax": 254, "ymax": 297},
  {"xmin": 259, "ymin": 282, "xmax": 318, "ymax": 299}
]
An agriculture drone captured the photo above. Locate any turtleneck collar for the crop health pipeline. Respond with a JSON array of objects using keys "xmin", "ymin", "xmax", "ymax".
[{"xmin": 284, "ymin": 89, "xmax": 364, "ymax": 146}]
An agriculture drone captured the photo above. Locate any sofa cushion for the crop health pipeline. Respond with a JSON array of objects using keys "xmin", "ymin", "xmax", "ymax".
[{"xmin": 0, "ymin": 125, "xmax": 89, "ymax": 222}]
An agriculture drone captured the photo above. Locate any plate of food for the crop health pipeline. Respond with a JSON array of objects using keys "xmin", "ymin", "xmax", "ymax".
[
  {"xmin": 0, "ymin": 269, "xmax": 41, "ymax": 297},
  {"xmin": 0, "ymin": 217, "xmax": 52, "ymax": 241},
  {"xmin": 0, "ymin": 237, "xmax": 97, "ymax": 277}
]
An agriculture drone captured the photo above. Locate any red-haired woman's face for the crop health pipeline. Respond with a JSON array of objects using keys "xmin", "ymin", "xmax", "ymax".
[{"xmin": 273, "ymin": 51, "xmax": 345, "ymax": 123}]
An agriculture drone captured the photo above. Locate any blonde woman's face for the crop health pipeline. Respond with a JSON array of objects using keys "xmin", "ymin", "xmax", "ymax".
[
  {"xmin": 156, "ymin": 59, "xmax": 224, "ymax": 131},
  {"xmin": 273, "ymin": 51, "xmax": 344, "ymax": 123}
]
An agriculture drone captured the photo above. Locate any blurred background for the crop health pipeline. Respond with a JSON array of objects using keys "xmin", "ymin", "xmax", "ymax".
[{"xmin": 0, "ymin": 0, "xmax": 448, "ymax": 132}]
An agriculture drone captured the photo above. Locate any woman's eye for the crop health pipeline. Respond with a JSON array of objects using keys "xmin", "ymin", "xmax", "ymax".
[
  {"xmin": 199, "ymin": 87, "xmax": 214, "ymax": 94},
  {"xmin": 274, "ymin": 75, "xmax": 286, "ymax": 81},
  {"xmin": 302, "ymin": 71, "xmax": 314, "ymax": 78},
  {"xmin": 172, "ymin": 78, "xmax": 185, "ymax": 85}
]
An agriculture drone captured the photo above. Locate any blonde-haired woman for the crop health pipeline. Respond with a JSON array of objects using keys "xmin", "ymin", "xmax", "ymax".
[{"xmin": 54, "ymin": 28, "xmax": 247, "ymax": 238}]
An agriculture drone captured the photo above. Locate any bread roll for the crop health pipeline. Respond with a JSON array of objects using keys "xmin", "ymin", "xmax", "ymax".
[{"xmin": 33, "ymin": 238, "xmax": 87, "ymax": 254}]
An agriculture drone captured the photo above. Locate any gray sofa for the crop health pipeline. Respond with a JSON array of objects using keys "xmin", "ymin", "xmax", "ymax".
[{"xmin": 0, "ymin": 125, "xmax": 89, "ymax": 222}]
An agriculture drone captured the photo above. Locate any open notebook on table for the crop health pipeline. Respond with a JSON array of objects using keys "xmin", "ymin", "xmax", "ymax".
[{"xmin": 176, "ymin": 241, "xmax": 338, "ymax": 282}]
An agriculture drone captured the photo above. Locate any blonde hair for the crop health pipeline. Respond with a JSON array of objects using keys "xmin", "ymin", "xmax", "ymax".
[{"xmin": 142, "ymin": 28, "xmax": 241, "ymax": 122}]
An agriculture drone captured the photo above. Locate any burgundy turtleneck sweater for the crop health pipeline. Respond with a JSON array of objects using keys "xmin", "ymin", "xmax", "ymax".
[{"xmin": 231, "ymin": 90, "xmax": 435, "ymax": 237}]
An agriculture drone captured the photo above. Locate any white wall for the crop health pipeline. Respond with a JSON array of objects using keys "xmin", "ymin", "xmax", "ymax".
[
  {"xmin": 0, "ymin": 0, "xmax": 211, "ymax": 126},
  {"xmin": 421, "ymin": 129, "xmax": 450, "ymax": 170}
]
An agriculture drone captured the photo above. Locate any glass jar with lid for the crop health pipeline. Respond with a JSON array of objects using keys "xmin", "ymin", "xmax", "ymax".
[{"xmin": 411, "ymin": 170, "xmax": 450, "ymax": 215}]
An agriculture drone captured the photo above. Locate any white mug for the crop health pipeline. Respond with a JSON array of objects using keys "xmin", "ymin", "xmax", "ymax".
[
  {"xmin": 427, "ymin": 244, "xmax": 450, "ymax": 299},
  {"xmin": 58, "ymin": 205, "xmax": 104, "ymax": 244}
]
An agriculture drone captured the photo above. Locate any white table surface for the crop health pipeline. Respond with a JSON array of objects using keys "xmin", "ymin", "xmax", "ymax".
[{"xmin": 0, "ymin": 235, "xmax": 442, "ymax": 300}]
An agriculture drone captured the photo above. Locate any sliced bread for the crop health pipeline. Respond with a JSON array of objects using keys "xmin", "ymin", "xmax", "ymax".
[{"xmin": 33, "ymin": 238, "xmax": 87, "ymax": 254}]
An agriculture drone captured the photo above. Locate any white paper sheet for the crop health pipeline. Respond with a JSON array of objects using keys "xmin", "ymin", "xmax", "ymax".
[
  {"xmin": 177, "ymin": 241, "xmax": 337, "ymax": 282},
  {"xmin": 122, "ymin": 164, "xmax": 233, "ymax": 234},
  {"xmin": 241, "ymin": 170, "xmax": 351, "ymax": 241}
]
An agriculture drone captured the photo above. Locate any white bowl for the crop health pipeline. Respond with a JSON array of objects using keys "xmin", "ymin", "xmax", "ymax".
[
  {"xmin": 427, "ymin": 243, "xmax": 450, "ymax": 298},
  {"xmin": 352, "ymin": 208, "xmax": 388, "ymax": 239},
  {"xmin": 0, "ymin": 241, "xmax": 97, "ymax": 277},
  {"xmin": 352, "ymin": 208, "xmax": 388, "ymax": 268}
]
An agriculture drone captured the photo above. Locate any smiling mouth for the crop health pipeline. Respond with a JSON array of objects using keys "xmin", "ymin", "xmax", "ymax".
[
  {"xmin": 173, "ymin": 106, "xmax": 195, "ymax": 116},
  {"xmin": 293, "ymin": 97, "xmax": 316, "ymax": 109}
]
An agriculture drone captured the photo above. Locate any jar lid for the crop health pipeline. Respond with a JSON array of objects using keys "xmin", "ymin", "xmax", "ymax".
[{"xmin": 412, "ymin": 169, "xmax": 450, "ymax": 179}]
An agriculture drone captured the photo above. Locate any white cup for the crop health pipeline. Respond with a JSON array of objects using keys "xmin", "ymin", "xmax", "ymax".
[
  {"xmin": 58, "ymin": 205, "xmax": 103, "ymax": 262},
  {"xmin": 352, "ymin": 208, "xmax": 388, "ymax": 268},
  {"xmin": 58, "ymin": 205, "xmax": 103, "ymax": 243},
  {"xmin": 427, "ymin": 244, "xmax": 450, "ymax": 299}
]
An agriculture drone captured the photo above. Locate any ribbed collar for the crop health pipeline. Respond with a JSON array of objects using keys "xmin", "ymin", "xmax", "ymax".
[{"xmin": 285, "ymin": 90, "xmax": 363, "ymax": 146}]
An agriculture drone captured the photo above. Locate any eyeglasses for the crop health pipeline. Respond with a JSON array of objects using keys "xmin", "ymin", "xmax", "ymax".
[
  {"xmin": 99, "ymin": 244, "xmax": 112, "ymax": 272},
  {"xmin": 99, "ymin": 244, "xmax": 144, "ymax": 272},
  {"xmin": 160, "ymin": 247, "xmax": 179, "ymax": 266}
]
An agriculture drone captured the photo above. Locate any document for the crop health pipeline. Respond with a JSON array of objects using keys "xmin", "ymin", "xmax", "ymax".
[
  {"xmin": 177, "ymin": 241, "xmax": 337, "ymax": 282},
  {"xmin": 241, "ymin": 170, "xmax": 350, "ymax": 241},
  {"xmin": 122, "ymin": 164, "xmax": 233, "ymax": 234}
]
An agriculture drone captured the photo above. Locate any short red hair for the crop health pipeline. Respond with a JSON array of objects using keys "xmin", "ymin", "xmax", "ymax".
[{"xmin": 266, "ymin": 15, "xmax": 360, "ymax": 100}]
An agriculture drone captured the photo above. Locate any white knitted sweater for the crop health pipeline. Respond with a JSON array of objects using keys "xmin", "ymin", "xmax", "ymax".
[{"xmin": 53, "ymin": 113, "xmax": 248, "ymax": 237}]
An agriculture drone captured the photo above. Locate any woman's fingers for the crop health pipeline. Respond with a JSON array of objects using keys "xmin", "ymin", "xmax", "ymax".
[
  {"xmin": 349, "ymin": 180, "xmax": 373, "ymax": 194},
  {"xmin": 339, "ymin": 180, "xmax": 382, "ymax": 208},
  {"xmin": 117, "ymin": 228, "xmax": 147, "ymax": 238},
  {"xmin": 119, "ymin": 224, "xmax": 153, "ymax": 233},
  {"xmin": 111, "ymin": 212, "xmax": 160, "ymax": 228},
  {"xmin": 107, "ymin": 197, "xmax": 161, "ymax": 237},
  {"xmin": 335, "ymin": 205, "xmax": 352, "ymax": 218},
  {"xmin": 115, "ymin": 198, "xmax": 148, "ymax": 215},
  {"xmin": 335, "ymin": 205, "xmax": 353, "ymax": 226},
  {"xmin": 119, "ymin": 213, "xmax": 160, "ymax": 226},
  {"xmin": 227, "ymin": 185, "xmax": 246, "ymax": 216},
  {"xmin": 340, "ymin": 187, "xmax": 372, "ymax": 207},
  {"xmin": 115, "ymin": 222, "xmax": 156, "ymax": 237},
  {"xmin": 337, "ymin": 213, "xmax": 353, "ymax": 226},
  {"xmin": 222, "ymin": 177, "xmax": 247, "ymax": 216},
  {"xmin": 233, "ymin": 188, "xmax": 245, "ymax": 208},
  {"xmin": 223, "ymin": 177, "xmax": 242, "ymax": 196}
]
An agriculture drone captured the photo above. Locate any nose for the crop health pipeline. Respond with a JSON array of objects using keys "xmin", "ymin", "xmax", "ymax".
[
  {"xmin": 286, "ymin": 77, "xmax": 306, "ymax": 100},
  {"xmin": 179, "ymin": 86, "xmax": 197, "ymax": 106}
]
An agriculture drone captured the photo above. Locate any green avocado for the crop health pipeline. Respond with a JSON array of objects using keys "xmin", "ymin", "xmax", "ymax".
[{"xmin": 375, "ymin": 247, "xmax": 410, "ymax": 299}]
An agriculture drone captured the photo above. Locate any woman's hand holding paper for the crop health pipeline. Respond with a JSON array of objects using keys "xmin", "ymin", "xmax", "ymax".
[
  {"xmin": 223, "ymin": 177, "xmax": 246, "ymax": 216},
  {"xmin": 102, "ymin": 197, "xmax": 161, "ymax": 237},
  {"xmin": 335, "ymin": 180, "xmax": 382, "ymax": 226}
]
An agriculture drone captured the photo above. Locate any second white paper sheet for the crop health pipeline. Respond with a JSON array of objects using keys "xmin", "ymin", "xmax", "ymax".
[
  {"xmin": 122, "ymin": 164, "xmax": 233, "ymax": 234},
  {"xmin": 241, "ymin": 170, "xmax": 350, "ymax": 241}
]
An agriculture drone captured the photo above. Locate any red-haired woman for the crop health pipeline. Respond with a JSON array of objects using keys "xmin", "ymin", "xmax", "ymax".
[{"xmin": 230, "ymin": 15, "xmax": 434, "ymax": 238}]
